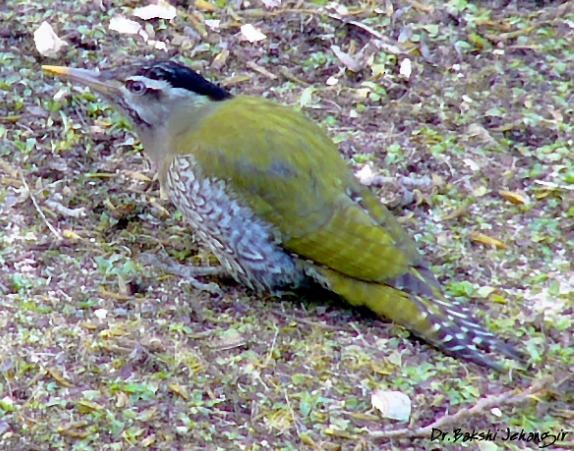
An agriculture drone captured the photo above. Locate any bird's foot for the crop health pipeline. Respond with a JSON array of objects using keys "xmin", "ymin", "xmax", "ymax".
[{"xmin": 139, "ymin": 252, "xmax": 224, "ymax": 295}]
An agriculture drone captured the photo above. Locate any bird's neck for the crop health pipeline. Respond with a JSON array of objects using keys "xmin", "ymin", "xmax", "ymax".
[{"xmin": 139, "ymin": 99, "xmax": 223, "ymax": 171}]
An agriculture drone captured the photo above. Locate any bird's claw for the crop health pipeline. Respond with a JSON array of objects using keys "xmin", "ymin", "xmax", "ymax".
[{"xmin": 139, "ymin": 252, "xmax": 224, "ymax": 295}]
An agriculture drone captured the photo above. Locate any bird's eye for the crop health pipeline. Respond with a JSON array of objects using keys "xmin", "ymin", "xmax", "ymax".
[{"xmin": 126, "ymin": 80, "xmax": 147, "ymax": 95}]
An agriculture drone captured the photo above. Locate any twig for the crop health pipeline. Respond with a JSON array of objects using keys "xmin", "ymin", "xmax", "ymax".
[
  {"xmin": 328, "ymin": 14, "xmax": 403, "ymax": 55},
  {"xmin": 284, "ymin": 389, "xmax": 302, "ymax": 437},
  {"xmin": 21, "ymin": 175, "xmax": 62, "ymax": 241},
  {"xmin": 534, "ymin": 180, "xmax": 574, "ymax": 191},
  {"xmin": 45, "ymin": 199, "xmax": 86, "ymax": 218},
  {"xmin": 264, "ymin": 324, "xmax": 280, "ymax": 367},
  {"xmin": 404, "ymin": 0, "xmax": 435, "ymax": 14},
  {"xmin": 278, "ymin": 67, "xmax": 309, "ymax": 86},
  {"xmin": 483, "ymin": 25, "xmax": 536, "ymax": 43},
  {"xmin": 369, "ymin": 377, "xmax": 551, "ymax": 440},
  {"xmin": 246, "ymin": 61, "xmax": 278, "ymax": 80}
]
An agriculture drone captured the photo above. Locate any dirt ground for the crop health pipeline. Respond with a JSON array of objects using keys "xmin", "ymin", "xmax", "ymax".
[{"xmin": 0, "ymin": 0, "xmax": 573, "ymax": 449}]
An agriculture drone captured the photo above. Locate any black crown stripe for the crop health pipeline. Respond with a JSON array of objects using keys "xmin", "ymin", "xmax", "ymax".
[{"xmin": 138, "ymin": 61, "xmax": 232, "ymax": 101}]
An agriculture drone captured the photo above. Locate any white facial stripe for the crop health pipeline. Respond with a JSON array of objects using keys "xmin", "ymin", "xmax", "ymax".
[{"xmin": 126, "ymin": 76, "xmax": 170, "ymax": 91}]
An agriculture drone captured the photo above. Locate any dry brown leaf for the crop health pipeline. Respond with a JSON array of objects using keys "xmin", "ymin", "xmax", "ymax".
[
  {"xmin": 116, "ymin": 392, "xmax": 129, "ymax": 408},
  {"xmin": 399, "ymin": 58, "xmax": 412, "ymax": 79},
  {"xmin": 77, "ymin": 400, "xmax": 104, "ymax": 413},
  {"xmin": 57, "ymin": 422, "xmax": 89, "ymax": 439},
  {"xmin": 326, "ymin": 75, "xmax": 339, "ymax": 86},
  {"xmin": 149, "ymin": 197, "xmax": 171, "ymax": 217},
  {"xmin": 47, "ymin": 368, "xmax": 74, "ymax": 388},
  {"xmin": 141, "ymin": 435, "xmax": 156, "ymax": 447},
  {"xmin": 499, "ymin": 190, "xmax": 529, "ymax": 205},
  {"xmin": 34, "ymin": 22, "xmax": 67, "ymax": 57},
  {"xmin": 168, "ymin": 384, "xmax": 190, "ymax": 400},
  {"xmin": 466, "ymin": 123, "xmax": 497, "ymax": 146},
  {"xmin": 469, "ymin": 232, "xmax": 508, "ymax": 249},
  {"xmin": 355, "ymin": 163, "xmax": 377, "ymax": 186},
  {"xmin": 195, "ymin": 0, "xmax": 219, "ymax": 12},
  {"xmin": 124, "ymin": 170, "xmax": 152, "ymax": 182},
  {"xmin": 109, "ymin": 15, "xmax": 142, "ymax": 35},
  {"xmin": 62, "ymin": 229, "xmax": 82, "ymax": 240},
  {"xmin": 0, "ymin": 158, "xmax": 20, "ymax": 178},
  {"xmin": 133, "ymin": 1, "xmax": 176, "ymax": 20},
  {"xmin": 211, "ymin": 49, "xmax": 230, "ymax": 70},
  {"xmin": 371, "ymin": 390, "xmax": 411, "ymax": 422},
  {"xmin": 80, "ymin": 321, "xmax": 98, "ymax": 331},
  {"xmin": 204, "ymin": 19, "xmax": 221, "ymax": 31},
  {"xmin": 331, "ymin": 45, "xmax": 363, "ymax": 72},
  {"xmin": 240, "ymin": 24, "xmax": 267, "ymax": 42},
  {"xmin": 262, "ymin": 0, "xmax": 281, "ymax": 7}
]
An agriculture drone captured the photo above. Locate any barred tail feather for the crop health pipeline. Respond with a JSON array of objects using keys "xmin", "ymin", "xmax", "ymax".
[
  {"xmin": 318, "ymin": 267, "xmax": 522, "ymax": 371},
  {"xmin": 407, "ymin": 294, "xmax": 522, "ymax": 370}
]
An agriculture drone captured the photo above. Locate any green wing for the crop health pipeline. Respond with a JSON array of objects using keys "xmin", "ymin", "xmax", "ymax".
[
  {"xmin": 176, "ymin": 96, "xmax": 522, "ymax": 369},
  {"xmin": 178, "ymin": 96, "xmax": 428, "ymax": 285}
]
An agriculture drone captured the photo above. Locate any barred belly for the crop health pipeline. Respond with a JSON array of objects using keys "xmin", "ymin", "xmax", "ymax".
[{"xmin": 165, "ymin": 156, "xmax": 305, "ymax": 293}]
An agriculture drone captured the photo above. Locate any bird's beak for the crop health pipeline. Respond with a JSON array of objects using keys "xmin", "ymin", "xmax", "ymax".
[{"xmin": 42, "ymin": 65, "xmax": 120, "ymax": 97}]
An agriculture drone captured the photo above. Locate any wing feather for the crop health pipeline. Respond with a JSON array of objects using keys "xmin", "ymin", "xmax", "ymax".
[{"xmin": 178, "ymin": 96, "xmax": 429, "ymax": 284}]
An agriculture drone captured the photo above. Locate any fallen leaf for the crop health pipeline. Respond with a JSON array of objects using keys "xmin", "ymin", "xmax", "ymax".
[
  {"xmin": 469, "ymin": 232, "xmax": 508, "ymax": 249},
  {"xmin": 204, "ymin": 19, "xmax": 221, "ymax": 31},
  {"xmin": 476, "ymin": 286, "xmax": 496, "ymax": 298},
  {"xmin": 262, "ymin": 0, "xmax": 281, "ymax": 7},
  {"xmin": 528, "ymin": 280, "xmax": 571, "ymax": 322},
  {"xmin": 124, "ymin": 170, "xmax": 153, "ymax": 182},
  {"xmin": 168, "ymin": 384, "xmax": 189, "ymax": 400},
  {"xmin": 80, "ymin": 321, "xmax": 98, "ymax": 331},
  {"xmin": 62, "ymin": 229, "xmax": 82, "ymax": 240},
  {"xmin": 57, "ymin": 422, "xmax": 89, "ymax": 439},
  {"xmin": 211, "ymin": 49, "xmax": 229, "ymax": 70},
  {"xmin": 109, "ymin": 15, "xmax": 142, "ymax": 35},
  {"xmin": 331, "ymin": 45, "xmax": 363, "ymax": 72},
  {"xmin": 326, "ymin": 75, "xmax": 339, "ymax": 86},
  {"xmin": 141, "ymin": 435, "xmax": 156, "ymax": 447},
  {"xmin": 399, "ymin": 58, "xmax": 412, "ymax": 79},
  {"xmin": 77, "ymin": 400, "xmax": 104, "ymax": 413},
  {"xmin": 94, "ymin": 308, "xmax": 108, "ymax": 320},
  {"xmin": 133, "ymin": 1, "xmax": 177, "ymax": 20},
  {"xmin": 371, "ymin": 390, "xmax": 411, "ymax": 422},
  {"xmin": 499, "ymin": 190, "xmax": 529, "ymax": 205},
  {"xmin": 332, "ymin": 3, "xmax": 349, "ymax": 15},
  {"xmin": 298, "ymin": 86, "xmax": 316, "ymax": 108},
  {"xmin": 211, "ymin": 328, "xmax": 246, "ymax": 350},
  {"xmin": 195, "ymin": 0, "xmax": 218, "ymax": 11},
  {"xmin": 463, "ymin": 157, "xmax": 481, "ymax": 172},
  {"xmin": 240, "ymin": 24, "xmax": 267, "ymax": 43},
  {"xmin": 115, "ymin": 391, "xmax": 129, "ymax": 408},
  {"xmin": 466, "ymin": 123, "xmax": 497, "ymax": 146},
  {"xmin": 265, "ymin": 407, "xmax": 293, "ymax": 431},
  {"xmin": 356, "ymin": 163, "xmax": 377, "ymax": 186},
  {"xmin": 47, "ymin": 368, "xmax": 73, "ymax": 388},
  {"xmin": 491, "ymin": 407, "xmax": 502, "ymax": 417},
  {"xmin": 148, "ymin": 39, "xmax": 168, "ymax": 51},
  {"xmin": 34, "ymin": 22, "xmax": 67, "ymax": 57}
]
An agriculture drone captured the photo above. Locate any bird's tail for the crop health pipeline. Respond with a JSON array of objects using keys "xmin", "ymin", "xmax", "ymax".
[{"xmin": 317, "ymin": 267, "xmax": 522, "ymax": 371}]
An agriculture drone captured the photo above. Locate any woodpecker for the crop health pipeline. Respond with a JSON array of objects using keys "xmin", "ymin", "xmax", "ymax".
[{"xmin": 43, "ymin": 61, "xmax": 521, "ymax": 370}]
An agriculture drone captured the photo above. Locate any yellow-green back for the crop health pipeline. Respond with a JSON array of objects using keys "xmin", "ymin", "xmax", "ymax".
[{"xmin": 176, "ymin": 95, "xmax": 424, "ymax": 284}]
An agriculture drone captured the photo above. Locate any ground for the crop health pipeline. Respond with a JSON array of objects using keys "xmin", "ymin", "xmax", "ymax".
[{"xmin": 0, "ymin": 0, "xmax": 573, "ymax": 449}]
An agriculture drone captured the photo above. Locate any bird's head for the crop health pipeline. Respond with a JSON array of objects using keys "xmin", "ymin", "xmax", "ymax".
[{"xmin": 42, "ymin": 60, "xmax": 232, "ymax": 141}]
